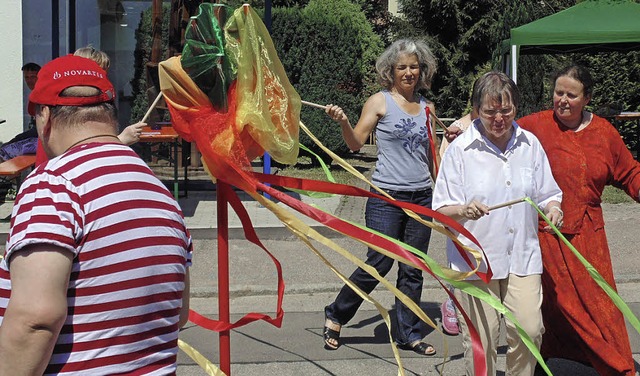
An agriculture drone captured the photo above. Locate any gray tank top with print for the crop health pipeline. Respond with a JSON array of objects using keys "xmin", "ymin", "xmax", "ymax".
[{"xmin": 370, "ymin": 90, "xmax": 432, "ymax": 191}]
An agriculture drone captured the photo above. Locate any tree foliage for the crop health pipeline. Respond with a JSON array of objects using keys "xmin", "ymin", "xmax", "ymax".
[
  {"xmin": 572, "ymin": 51, "xmax": 640, "ymax": 150},
  {"xmin": 271, "ymin": 0, "xmax": 383, "ymax": 162},
  {"xmin": 130, "ymin": 4, "xmax": 171, "ymax": 125},
  {"xmin": 393, "ymin": 0, "xmax": 574, "ymax": 117},
  {"xmin": 393, "ymin": 0, "xmax": 638, "ymax": 153}
]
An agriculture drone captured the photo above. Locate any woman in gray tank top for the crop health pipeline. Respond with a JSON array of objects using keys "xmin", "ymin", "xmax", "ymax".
[{"xmin": 322, "ymin": 38, "xmax": 439, "ymax": 356}]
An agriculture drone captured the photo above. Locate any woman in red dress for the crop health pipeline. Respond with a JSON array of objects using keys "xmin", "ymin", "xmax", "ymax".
[{"xmin": 518, "ymin": 65, "xmax": 640, "ymax": 376}]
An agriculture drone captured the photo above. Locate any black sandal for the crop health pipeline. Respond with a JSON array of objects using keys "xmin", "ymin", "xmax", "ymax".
[
  {"xmin": 323, "ymin": 320, "xmax": 341, "ymax": 350},
  {"xmin": 398, "ymin": 341, "xmax": 436, "ymax": 356}
]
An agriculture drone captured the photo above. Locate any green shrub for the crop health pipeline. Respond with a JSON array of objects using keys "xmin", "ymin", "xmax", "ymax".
[
  {"xmin": 602, "ymin": 186, "xmax": 635, "ymax": 204},
  {"xmin": 574, "ymin": 51, "xmax": 640, "ymax": 152},
  {"xmin": 130, "ymin": 1, "xmax": 383, "ymax": 165},
  {"xmin": 272, "ymin": 0, "xmax": 383, "ymax": 164}
]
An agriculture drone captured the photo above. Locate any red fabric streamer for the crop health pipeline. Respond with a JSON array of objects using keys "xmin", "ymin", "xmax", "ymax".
[
  {"xmin": 254, "ymin": 178, "xmax": 488, "ymax": 376},
  {"xmin": 188, "ymin": 182, "xmax": 285, "ymax": 332},
  {"xmin": 425, "ymin": 106, "xmax": 439, "ymax": 177},
  {"xmin": 254, "ymin": 172, "xmax": 492, "ymax": 282}
]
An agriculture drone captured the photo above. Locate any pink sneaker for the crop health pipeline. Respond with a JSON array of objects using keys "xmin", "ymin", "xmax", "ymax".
[{"xmin": 441, "ymin": 299, "xmax": 459, "ymax": 336}]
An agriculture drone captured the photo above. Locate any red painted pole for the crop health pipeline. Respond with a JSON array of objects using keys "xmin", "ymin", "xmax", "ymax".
[{"xmin": 217, "ymin": 181, "xmax": 231, "ymax": 374}]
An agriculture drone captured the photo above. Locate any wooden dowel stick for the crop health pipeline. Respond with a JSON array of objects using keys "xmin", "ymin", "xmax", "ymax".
[
  {"xmin": 488, "ymin": 197, "xmax": 526, "ymax": 211},
  {"xmin": 432, "ymin": 114, "xmax": 450, "ymax": 133},
  {"xmin": 141, "ymin": 92, "xmax": 164, "ymax": 123},
  {"xmin": 301, "ymin": 100, "xmax": 327, "ymax": 110},
  {"xmin": 489, "ymin": 197, "xmax": 526, "ymax": 211},
  {"xmin": 301, "ymin": 99, "xmax": 450, "ymax": 135}
]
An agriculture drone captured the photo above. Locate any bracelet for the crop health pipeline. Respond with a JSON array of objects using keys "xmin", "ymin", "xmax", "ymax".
[{"xmin": 549, "ymin": 206, "xmax": 564, "ymax": 216}]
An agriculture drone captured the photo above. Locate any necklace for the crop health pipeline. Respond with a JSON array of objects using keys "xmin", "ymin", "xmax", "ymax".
[{"xmin": 64, "ymin": 134, "xmax": 121, "ymax": 153}]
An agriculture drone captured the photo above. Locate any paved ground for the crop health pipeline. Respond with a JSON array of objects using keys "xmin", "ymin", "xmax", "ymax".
[
  {"xmin": 171, "ymin": 145, "xmax": 640, "ymax": 375},
  {"xmin": 2, "ymin": 145, "xmax": 640, "ymax": 375},
  {"xmin": 173, "ymin": 197, "xmax": 640, "ymax": 376}
]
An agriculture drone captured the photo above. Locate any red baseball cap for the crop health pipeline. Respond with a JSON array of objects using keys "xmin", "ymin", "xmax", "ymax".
[{"xmin": 28, "ymin": 55, "xmax": 115, "ymax": 116}]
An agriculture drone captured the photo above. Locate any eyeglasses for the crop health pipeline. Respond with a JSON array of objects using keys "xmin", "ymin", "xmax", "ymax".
[{"xmin": 480, "ymin": 106, "xmax": 514, "ymax": 118}]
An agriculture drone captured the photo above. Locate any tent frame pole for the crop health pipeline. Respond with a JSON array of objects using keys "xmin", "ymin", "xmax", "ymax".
[{"xmin": 511, "ymin": 44, "xmax": 518, "ymax": 84}]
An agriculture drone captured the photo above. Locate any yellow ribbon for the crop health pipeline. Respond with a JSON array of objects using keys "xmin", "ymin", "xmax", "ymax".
[{"xmin": 178, "ymin": 339, "xmax": 227, "ymax": 376}]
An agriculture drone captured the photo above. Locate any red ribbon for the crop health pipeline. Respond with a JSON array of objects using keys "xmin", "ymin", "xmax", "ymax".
[
  {"xmin": 188, "ymin": 182, "xmax": 284, "ymax": 331},
  {"xmin": 255, "ymin": 172, "xmax": 492, "ymax": 282},
  {"xmin": 425, "ymin": 106, "xmax": 439, "ymax": 177},
  {"xmin": 252, "ymin": 174, "xmax": 488, "ymax": 376}
]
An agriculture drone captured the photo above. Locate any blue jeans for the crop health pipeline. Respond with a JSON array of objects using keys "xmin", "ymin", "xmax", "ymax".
[{"xmin": 325, "ymin": 187, "xmax": 433, "ymax": 346}]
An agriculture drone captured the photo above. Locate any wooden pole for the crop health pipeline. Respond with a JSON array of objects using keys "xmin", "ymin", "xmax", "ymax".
[
  {"xmin": 301, "ymin": 100, "xmax": 327, "ymax": 110},
  {"xmin": 215, "ymin": 7, "xmax": 257, "ymax": 375},
  {"xmin": 217, "ymin": 181, "xmax": 231, "ymax": 375},
  {"xmin": 431, "ymin": 113, "xmax": 451, "ymax": 134},
  {"xmin": 141, "ymin": 92, "xmax": 164, "ymax": 124},
  {"xmin": 262, "ymin": 2, "xmax": 272, "ymax": 199},
  {"xmin": 301, "ymin": 100, "xmax": 451, "ymax": 135},
  {"xmin": 150, "ymin": 0, "xmax": 163, "ymax": 63}
]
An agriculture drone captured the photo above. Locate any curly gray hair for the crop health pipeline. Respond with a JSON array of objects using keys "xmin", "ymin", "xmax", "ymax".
[{"xmin": 375, "ymin": 39, "xmax": 437, "ymax": 92}]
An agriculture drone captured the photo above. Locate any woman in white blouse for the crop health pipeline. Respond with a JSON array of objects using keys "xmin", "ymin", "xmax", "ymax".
[{"xmin": 432, "ymin": 71, "xmax": 563, "ymax": 376}]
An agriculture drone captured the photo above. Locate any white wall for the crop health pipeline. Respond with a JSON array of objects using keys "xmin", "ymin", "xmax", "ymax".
[
  {"xmin": 0, "ymin": 1, "xmax": 24, "ymax": 142},
  {"xmin": 388, "ymin": 0, "xmax": 399, "ymax": 15}
]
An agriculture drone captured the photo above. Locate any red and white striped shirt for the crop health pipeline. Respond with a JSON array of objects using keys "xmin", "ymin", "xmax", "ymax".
[{"xmin": 0, "ymin": 142, "xmax": 192, "ymax": 375}]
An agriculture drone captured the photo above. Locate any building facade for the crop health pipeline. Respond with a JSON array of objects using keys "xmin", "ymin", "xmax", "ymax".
[
  {"xmin": 2, "ymin": 0, "xmax": 402, "ymax": 143},
  {"xmin": 1, "ymin": 0, "xmax": 158, "ymax": 142}
]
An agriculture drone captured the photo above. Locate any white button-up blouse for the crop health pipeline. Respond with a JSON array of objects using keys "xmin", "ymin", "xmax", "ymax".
[{"xmin": 432, "ymin": 120, "xmax": 562, "ymax": 279}]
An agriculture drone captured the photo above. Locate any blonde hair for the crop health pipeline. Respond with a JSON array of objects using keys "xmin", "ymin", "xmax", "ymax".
[{"xmin": 74, "ymin": 46, "xmax": 111, "ymax": 71}]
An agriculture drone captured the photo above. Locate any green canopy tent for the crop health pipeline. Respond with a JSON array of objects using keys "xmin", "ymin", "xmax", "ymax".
[{"xmin": 502, "ymin": 0, "xmax": 640, "ymax": 83}]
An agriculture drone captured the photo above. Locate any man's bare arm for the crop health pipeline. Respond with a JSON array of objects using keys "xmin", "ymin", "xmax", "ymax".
[
  {"xmin": 0, "ymin": 244, "xmax": 73, "ymax": 376},
  {"xmin": 179, "ymin": 268, "xmax": 191, "ymax": 328}
]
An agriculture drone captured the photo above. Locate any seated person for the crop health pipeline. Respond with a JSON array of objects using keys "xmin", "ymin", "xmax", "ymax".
[
  {"xmin": 0, "ymin": 135, "xmax": 37, "ymax": 162},
  {"xmin": 0, "ymin": 63, "xmax": 42, "ymax": 162}
]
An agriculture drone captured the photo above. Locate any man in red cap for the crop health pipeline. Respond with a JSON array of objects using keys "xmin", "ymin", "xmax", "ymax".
[{"xmin": 0, "ymin": 55, "xmax": 192, "ymax": 375}]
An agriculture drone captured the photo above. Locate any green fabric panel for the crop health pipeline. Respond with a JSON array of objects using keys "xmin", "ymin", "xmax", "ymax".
[{"xmin": 510, "ymin": 0, "xmax": 640, "ymax": 47}]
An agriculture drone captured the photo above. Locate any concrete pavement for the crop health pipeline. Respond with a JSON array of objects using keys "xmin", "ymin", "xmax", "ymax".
[
  {"xmin": 1, "ymin": 152, "xmax": 640, "ymax": 375},
  {"xmin": 168, "ymin": 186, "xmax": 640, "ymax": 375}
]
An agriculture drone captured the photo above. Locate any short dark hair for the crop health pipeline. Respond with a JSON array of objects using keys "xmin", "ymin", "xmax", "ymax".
[
  {"xmin": 472, "ymin": 71, "xmax": 520, "ymax": 113},
  {"xmin": 22, "ymin": 62, "xmax": 41, "ymax": 72},
  {"xmin": 552, "ymin": 64, "xmax": 594, "ymax": 98}
]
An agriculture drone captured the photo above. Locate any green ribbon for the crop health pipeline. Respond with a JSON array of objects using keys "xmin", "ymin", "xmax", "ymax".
[
  {"xmin": 285, "ymin": 144, "xmax": 337, "ymax": 198},
  {"xmin": 354, "ymin": 218, "xmax": 553, "ymax": 376},
  {"xmin": 524, "ymin": 197, "xmax": 640, "ymax": 335}
]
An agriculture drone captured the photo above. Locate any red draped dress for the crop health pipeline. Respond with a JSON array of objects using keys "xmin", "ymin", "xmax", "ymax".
[{"xmin": 518, "ymin": 110, "xmax": 640, "ymax": 376}]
